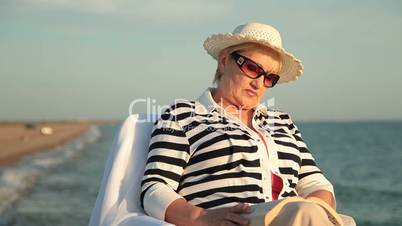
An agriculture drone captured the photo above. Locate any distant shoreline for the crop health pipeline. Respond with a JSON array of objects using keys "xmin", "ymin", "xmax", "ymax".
[
  {"xmin": 0, "ymin": 120, "xmax": 117, "ymax": 166},
  {"xmin": 0, "ymin": 119, "xmax": 121, "ymax": 126}
]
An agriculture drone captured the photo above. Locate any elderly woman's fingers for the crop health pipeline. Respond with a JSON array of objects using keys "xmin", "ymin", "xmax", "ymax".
[
  {"xmin": 221, "ymin": 221, "xmax": 241, "ymax": 226},
  {"xmin": 192, "ymin": 204, "xmax": 251, "ymax": 226},
  {"xmin": 230, "ymin": 203, "xmax": 252, "ymax": 213},
  {"xmin": 222, "ymin": 221, "xmax": 237, "ymax": 226},
  {"xmin": 224, "ymin": 212, "xmax": 250, "ymax": 226}
]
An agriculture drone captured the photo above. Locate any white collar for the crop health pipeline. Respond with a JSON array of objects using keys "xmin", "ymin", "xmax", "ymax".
[{"xmin": 195, "ymin": 87, "xmax": 269, "ymax": 118}]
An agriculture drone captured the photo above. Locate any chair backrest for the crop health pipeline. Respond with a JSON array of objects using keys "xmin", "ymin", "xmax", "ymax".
[
  {"xmin": 89, "ymin": 114, "xmax": 158, "ymax": 226},
  {"xmin": 119, "ymin": 114, "xmax": 157, "ymax": 213}
]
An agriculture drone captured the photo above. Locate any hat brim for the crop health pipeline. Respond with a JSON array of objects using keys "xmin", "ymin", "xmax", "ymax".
[{"xmin": 203, "ymin": 33, "xmax": 304, "ymax": 84}]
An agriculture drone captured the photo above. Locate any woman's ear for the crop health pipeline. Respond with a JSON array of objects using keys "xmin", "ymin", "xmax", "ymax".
[{"xmin": 218, "ymin": 52, "xmax": 228, "ymax": 74}]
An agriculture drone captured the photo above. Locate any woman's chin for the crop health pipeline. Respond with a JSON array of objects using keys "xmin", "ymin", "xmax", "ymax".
[
  {"xmin": 243, "ymin": 96, "xmax": 260, "ymax": 107},
  {"xmin": 239, "ymin": 101, "xmax": 259, "ymax": 110}
]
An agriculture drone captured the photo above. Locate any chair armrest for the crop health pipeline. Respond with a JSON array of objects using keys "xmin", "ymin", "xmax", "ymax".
[{"xmin": 114, "ymin": 213, "xmax": 175, "ymax": 226}]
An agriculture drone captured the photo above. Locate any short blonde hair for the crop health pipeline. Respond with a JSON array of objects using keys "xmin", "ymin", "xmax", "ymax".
[{"xmin": 213, "ymin": 42, "xmax": 282, "ymax": 85}]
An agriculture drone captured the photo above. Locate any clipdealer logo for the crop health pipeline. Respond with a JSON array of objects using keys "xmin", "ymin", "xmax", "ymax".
[{"xmin": 128, "ymin": 97, "xmax": 277, "ymax": 124}]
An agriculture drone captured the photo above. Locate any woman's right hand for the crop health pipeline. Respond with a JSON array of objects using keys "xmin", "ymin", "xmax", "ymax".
[
  {"xmin": 165, "ymin": 198, "xmax": 252, "ymax": 226},
  {"xmin": 193, "ymin": 203, "xmax": 252, "ymax": 226}
]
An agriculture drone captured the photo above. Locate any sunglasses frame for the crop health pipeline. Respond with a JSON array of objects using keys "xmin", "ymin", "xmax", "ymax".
[{"xmin": 230, "ymin": 51, "xmax": 280, "ymax": 88}]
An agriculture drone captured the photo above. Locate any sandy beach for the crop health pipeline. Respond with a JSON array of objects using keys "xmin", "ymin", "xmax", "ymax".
[{"xmin": 0, "ymin": 122, "xmax": 91, "ymax": 166}]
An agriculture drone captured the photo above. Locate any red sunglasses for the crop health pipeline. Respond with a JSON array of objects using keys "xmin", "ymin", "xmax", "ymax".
[{"xmin": 230, "ymin": 52, "xmax": 280, "ymax": 88}]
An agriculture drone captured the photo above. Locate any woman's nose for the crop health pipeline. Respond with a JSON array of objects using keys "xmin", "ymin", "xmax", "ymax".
[{"xmin": 250, "ymin": 76, "xmax": 264, "ymax": 89}]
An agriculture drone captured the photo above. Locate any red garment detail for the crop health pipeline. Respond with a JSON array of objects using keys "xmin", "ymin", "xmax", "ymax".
[
  {"xmin": 257, "ymin": 132, "xmax": 283, "ymax": 200},
  {"xmin": 271, "ymin": 173, "xmax": 283, "ymax": 200}
]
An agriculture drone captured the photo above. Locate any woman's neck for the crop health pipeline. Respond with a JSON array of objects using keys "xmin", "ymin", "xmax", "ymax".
[{"xmin": 211, "ymin": 88, "xmax": 254, "ymax": 128}]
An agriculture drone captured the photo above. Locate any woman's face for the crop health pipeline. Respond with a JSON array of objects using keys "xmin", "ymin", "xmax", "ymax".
[{"xmin": 216, "ymin": 46, "xmax": 281, "ymax": 111}]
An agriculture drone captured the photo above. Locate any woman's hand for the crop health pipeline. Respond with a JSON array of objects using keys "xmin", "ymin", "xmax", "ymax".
[
  {"xmin": 306, "ymin": 189, "xmax": 336, "ymax": 210},
  {"xmin": 165, "ymin": 198, "xmax": 252, "ymax": 226},
  {"xmin": 194, "ymin": 203, "xmax": 252, "ymax": 226}
]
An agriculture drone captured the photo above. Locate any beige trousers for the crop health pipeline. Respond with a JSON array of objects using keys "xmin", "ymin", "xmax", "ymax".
[{"xmin": 268, "ymin": 201, "xmax": 334, "ymax": 226}]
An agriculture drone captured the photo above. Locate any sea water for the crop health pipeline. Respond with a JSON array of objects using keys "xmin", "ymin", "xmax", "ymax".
[{"xmin": 0, "ymin": 121, "xmax": 401, "ymax": 226}]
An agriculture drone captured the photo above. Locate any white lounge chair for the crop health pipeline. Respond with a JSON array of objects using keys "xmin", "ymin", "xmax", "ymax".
[{"xmin": 89, "ymin": 114, "xmax": 356, "ymax": 226}]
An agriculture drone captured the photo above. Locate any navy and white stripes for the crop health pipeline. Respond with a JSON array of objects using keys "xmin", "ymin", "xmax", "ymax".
[{"xmin": 140, "ymin": 89, "xmax": 334, "ymax": 220}]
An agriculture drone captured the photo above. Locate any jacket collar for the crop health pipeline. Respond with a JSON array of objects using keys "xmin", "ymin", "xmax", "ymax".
[{"xmin": 196, "ymin": 88, "xmax": 269, "ymax": 119}]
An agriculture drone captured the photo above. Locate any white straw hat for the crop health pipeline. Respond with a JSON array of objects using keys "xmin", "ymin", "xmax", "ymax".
[{"xmin": 203, "ymin": 22, "xmax": 304, "ymax": 84}]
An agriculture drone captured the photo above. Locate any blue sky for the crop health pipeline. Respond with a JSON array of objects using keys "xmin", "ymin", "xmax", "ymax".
[{"xmin": 1, "ymin": 0, "xmax": 401, "ymax": 121}]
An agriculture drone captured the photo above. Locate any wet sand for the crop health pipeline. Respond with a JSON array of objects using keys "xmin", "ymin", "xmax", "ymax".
[{"xmin": 0, "ymin": 122, "xmax": 91, "ymax": 166}]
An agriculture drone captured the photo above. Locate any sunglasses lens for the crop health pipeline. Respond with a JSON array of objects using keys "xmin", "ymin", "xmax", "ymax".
[
  {"xmin": 232, "ymin": 52, "xmax": 280, "ymax": 88},
  {"xmin": 241, "ymin": 61, "xmax": 261, "ymax": 78},
  {"xmin": 264, "ymin": 74, "xmax": 280, "ymax": 87}
]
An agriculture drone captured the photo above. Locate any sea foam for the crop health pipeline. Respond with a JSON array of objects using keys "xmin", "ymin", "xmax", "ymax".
[{"xmin": 0, "ymin": 126, "xmax": 101, "ymax": 215}]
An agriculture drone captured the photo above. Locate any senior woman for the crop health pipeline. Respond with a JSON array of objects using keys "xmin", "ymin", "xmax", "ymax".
[{"xmin": 141, "ymin": 22, "xmax": 337, "ymax": 226}]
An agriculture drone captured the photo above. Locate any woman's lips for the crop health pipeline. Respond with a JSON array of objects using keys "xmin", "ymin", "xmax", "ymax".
[{"xmin": 245, "ymin": 89, "xmax": 257, "ymax": 97}]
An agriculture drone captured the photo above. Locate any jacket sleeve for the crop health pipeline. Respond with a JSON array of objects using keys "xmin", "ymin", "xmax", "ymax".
[
  {"xmin": 140, "ymin": 111, "xmax": 191, "ymax": 220},
  {"xmin": 286, "ymin": 114, "xmax": 336, "ymax": 201}
]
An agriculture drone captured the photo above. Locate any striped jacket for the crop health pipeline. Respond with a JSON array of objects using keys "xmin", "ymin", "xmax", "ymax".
[{"xmin": 141, "ymin": 88, "xmax": 334, "ymax": 220}]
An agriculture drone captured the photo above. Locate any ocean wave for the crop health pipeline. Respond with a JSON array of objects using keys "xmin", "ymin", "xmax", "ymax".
[{"xmin": 0, "ymin": 125, "xmax": 101, "ymax": 215}]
